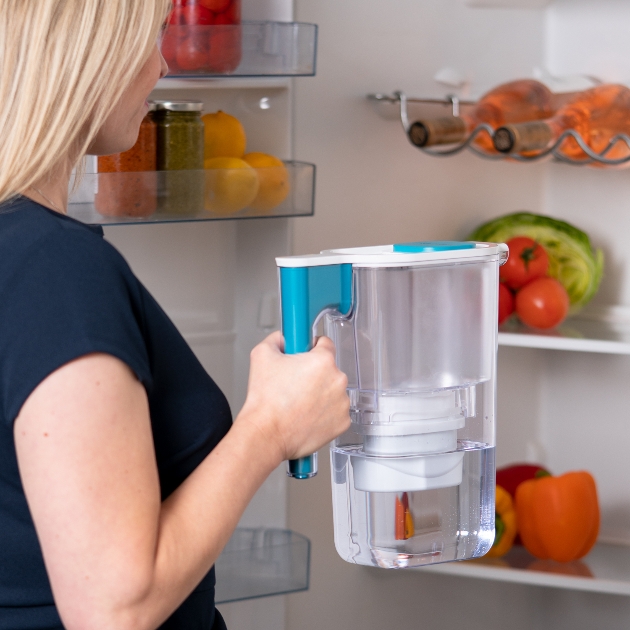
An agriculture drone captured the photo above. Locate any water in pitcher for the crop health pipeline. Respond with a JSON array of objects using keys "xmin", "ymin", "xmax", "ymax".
[{"xmin": 330, "ymin": 442, "xmax": 495, "ymax": 569}]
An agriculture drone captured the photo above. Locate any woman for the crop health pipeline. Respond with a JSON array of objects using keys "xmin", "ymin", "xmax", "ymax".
[{"xmin": 0, "ymin": 3, "xmax": 350, "ymax": 629}]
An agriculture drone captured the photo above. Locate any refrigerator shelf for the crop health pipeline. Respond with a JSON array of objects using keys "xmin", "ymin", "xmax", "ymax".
[
  {"xmin": 154, "ymin": 77, "xmax": 291, "ymax": 90},
  {"xmin": 464, "ymin": 0, "xmax": 553, "ymax": 7},
  {"xmin": 498, "ymin": 315, "xmax": 630, "ymax": 355},
  {"xmin": 368, "ymin": 92, "xmax": 630, "ymax": 166},
  {"xmin": 419, "ymin": 543, "xmax": 630, "ymax": 596},
  {"xmin": 161, "ymin": 21, "xmax": 317, "ymax": 78},
  {"xmin": 214, "ymin": 528, "xmax": 310, "ymax": 604},
  {"xmin": 67, "ymin": 161, "xmax": 315, "ymax": 226}
]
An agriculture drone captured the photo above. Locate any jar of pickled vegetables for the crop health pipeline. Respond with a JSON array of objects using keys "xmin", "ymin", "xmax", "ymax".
[
  {"xmin": 153, "ymin": 100, "xmax": 205, "ymax": 215},
  {"xmin": 95, "ymin": 103, "xmax": 158, "ymax": 218},
  {"xmin": 161, "ymin": 0, "xmax": 242, "ymax": 75}
]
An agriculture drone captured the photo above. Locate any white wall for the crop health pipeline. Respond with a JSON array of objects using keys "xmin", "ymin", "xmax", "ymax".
[
  {"xmin": 547, "ymin": 0, "xmax": 630, "ymax": 86},
  {"xmin": 288, "ymin": 0, "xmax": 630, "ymax": 628}
]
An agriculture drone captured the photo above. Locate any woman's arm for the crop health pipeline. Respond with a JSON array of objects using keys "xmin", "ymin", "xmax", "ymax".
[{"xmin": 14, "ymin": 332, "xmax": 349, "ymax": 630}]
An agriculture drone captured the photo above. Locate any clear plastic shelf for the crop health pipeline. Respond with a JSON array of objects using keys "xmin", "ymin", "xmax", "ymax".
[
  {"xmin": 498, "ymin": 315, "xmax": 630, "ymax": 355},
  {"xmin": 420, "ymin": 543, "xmax": 630, "ymax": 596},
  {"xmin": 161, "ymin": 21, "xmax": 317, "ymax": 78},
  {"xmin": 67, "ymin": 161, "xmax": 315, "ymax": 226},
  {"xmin": 214, "ymin": 528, "xmax": 310, "ymax": 604}
]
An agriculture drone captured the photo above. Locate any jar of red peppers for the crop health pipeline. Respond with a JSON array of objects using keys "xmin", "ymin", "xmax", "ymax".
[
  {"xmin": 95, "ymin": 103, "xmax": 158, "ymax": 218},
  {"xmin": 161, "ymin": 0, "xmax": 242, "ymax": 75}
]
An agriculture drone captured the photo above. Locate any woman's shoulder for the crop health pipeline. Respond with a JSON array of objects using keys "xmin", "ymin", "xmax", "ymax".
[
  {"xmin": 0, "ymin": 196, "xmax": 132, "ymax": 279},
  {"xmin": 0, "ymin": 197, "xmax": 154, "ymax": 427}
]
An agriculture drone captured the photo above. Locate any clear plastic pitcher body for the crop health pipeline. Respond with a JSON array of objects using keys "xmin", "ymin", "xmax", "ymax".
[
  {"xmin": 276, "ymin": 242, "xmax": 505, "ymax": 568},
  {"xmin": 329, "ymin": 259, "xmax": 496, "ymax": 400},
  {"xmin": 324, "ymin": 254, "xmax": 500, "ymax": 568}
]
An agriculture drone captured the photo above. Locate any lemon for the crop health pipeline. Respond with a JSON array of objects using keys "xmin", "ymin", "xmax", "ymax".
[
  {"xmin": 204, "ymin": 157, "xmax": 259, "ymax": 216},
  {"xmin": 202, "ymin": 111, "xmax": 246, "ymax": 160},
  {"xmin": 243, "ymin": 152, "xmax": 290, "ymax": 212}
]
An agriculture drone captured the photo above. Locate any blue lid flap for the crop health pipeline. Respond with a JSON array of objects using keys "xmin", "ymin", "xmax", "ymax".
[
  {"xmin": 280, "ymin": 264, "xmax": 352, "ymax": 354},
  {"xmin": 393, "ymin": 241, "xmax": 476, "ymax": 253}
]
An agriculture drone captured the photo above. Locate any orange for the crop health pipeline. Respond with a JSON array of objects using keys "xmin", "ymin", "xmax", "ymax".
[
  {"xmin": 243, "ymin": 152, "xmax": 290, "ymax": 212},
  {"xmin": 202, "ymin": 111, "xmax": 246, "ymax": 160}
]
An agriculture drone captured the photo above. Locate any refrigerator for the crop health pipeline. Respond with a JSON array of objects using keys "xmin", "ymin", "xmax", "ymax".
[{"xmin": 87, "ymin": 0, "xmax": 630, "ymax": 628}]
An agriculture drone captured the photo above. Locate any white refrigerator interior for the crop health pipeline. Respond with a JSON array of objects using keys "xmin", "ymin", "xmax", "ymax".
[
  {"xmin": 102, "ymin": 0, "xmax": 630, "ymax": 629},
  {"xmin": 288, "ymin": 0, "xmax": 630, "ymax": 630}
]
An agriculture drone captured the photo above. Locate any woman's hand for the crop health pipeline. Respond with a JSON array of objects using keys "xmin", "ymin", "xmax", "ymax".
[{"xmin": 237, "ymin": 331, "xmax": 351, "ymax": 464}]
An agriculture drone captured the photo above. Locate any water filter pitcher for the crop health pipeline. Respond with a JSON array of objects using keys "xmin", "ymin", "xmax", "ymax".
[{"xmin": 276, "ymin": 241, "xmax": 508, "ymax": 568}]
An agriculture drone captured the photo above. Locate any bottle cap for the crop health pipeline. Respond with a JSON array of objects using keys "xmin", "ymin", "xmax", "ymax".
[
  {"xmin": 408, "ymin": 117, "xmax": 467, "ymax": 147},
  {"xmin": 494, "ymin": 122, "xmax": 553, "ymax": 153},
  {"xmin": 153, "ymin": 101, "xmax": 204, "ymax": 112}
]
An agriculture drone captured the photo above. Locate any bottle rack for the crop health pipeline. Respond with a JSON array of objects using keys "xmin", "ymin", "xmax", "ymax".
[{"xmin": 368, "ymin": 91, "xmax": 630, "ymax": 166}]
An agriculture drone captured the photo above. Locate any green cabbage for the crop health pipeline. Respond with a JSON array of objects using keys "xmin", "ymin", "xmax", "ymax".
[{"xmin": 468, "ymin": 212, "xmax": 603, "ymax": 311}]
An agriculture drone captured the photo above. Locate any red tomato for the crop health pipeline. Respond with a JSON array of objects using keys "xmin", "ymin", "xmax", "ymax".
[
  {"xmin": 201, "ymin": 0, "xmax": 232, "ymax": 12},
  {"xmin": 176, "ymin": 35, "xmax": 209, "ymax": 71},
  {"xmin": 498, "ymin": 283, "xmax": 515, "ymax": 325},
  {"xmin": 515, "ymin": 278, "xmax": 570, "ymax": 329},
  {"xmin": 215, "ymin": 4, "xmax": 240, "ymax": 25},
  {"xmin": 500, "ymin": 237, "xmax": 549, "ymax": 290},
  {"xmin": 207, "ymin": 27, "xmax": 241, "ymax": 73},
  {"xmin": 184, "ymin": 4, "xmax": 215, "ymax": 25}
]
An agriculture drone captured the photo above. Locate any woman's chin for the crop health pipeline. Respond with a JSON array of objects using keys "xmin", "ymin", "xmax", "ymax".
[{"xmin": 87, "ymin": 134, "xmax": 138, "ymax": 157}]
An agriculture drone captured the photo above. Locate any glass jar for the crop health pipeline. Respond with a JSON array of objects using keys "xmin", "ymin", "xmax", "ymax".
[
  {"xmin": 161, "ymin": 0, "xmax": 242, "ymax": 76},
  {"xmin": 95, "ymin": 103, "xmax": 158, "ymax": 218},
  {"xmin": 153, "ymin": 100, "xmax": 205, "ymax": 215},
  {"xmin": 98, "ymin": 105, "xmax": 157, "ymax": 173}
]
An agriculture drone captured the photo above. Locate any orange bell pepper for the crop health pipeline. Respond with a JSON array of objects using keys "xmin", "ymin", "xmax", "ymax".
[
  {"xmin": 395, "ymin": 492, "xmax": 415, "ymax": 540},
  {"xmin": 486, "ymin": 485, "xmax": 517, "ymax": 557},
  {"xmin": 515, "ymin": 471, "xmax": 599, "ymax": 563}
]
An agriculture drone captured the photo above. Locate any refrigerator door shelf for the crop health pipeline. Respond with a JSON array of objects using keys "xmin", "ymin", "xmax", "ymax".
[
  {"xmin": 214, "ymin": 528, "xmax": 310, "ymax": 604},
  {"xmin": 161, "ymin": 22, "xmax": 318, "ymax": 78},
  {"xmin": 67, "ymin": 161, "xmax": 315, "ymax": 226}
]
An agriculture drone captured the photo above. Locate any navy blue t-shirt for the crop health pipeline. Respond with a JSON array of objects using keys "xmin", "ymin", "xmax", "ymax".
[{"xmin": 0, "ymin": 197, "xmax": 232, "ymax": 629}]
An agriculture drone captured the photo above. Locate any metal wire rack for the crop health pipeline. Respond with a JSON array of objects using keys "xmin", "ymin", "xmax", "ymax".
[{"xmin": 368, "ymin": 91, "xmax": 630, "ymax": 166}]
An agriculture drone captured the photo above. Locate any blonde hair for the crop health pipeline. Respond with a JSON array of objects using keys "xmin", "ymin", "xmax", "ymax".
[{"xmin": 0, "ymin": 0, "xmax": 171, "ymax": 204}]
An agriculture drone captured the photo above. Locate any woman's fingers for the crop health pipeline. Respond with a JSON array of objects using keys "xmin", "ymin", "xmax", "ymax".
[
  {"xmin": 241, "ymin": 332, "xmax": 350, "ymax": 462},
  {"xmin": 264, "ymin": 330, "xmax": 285, "ymax": 352},
  {"xmin": 312, "ymin": 334, "xmax": 336, "ymax": 355}
]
